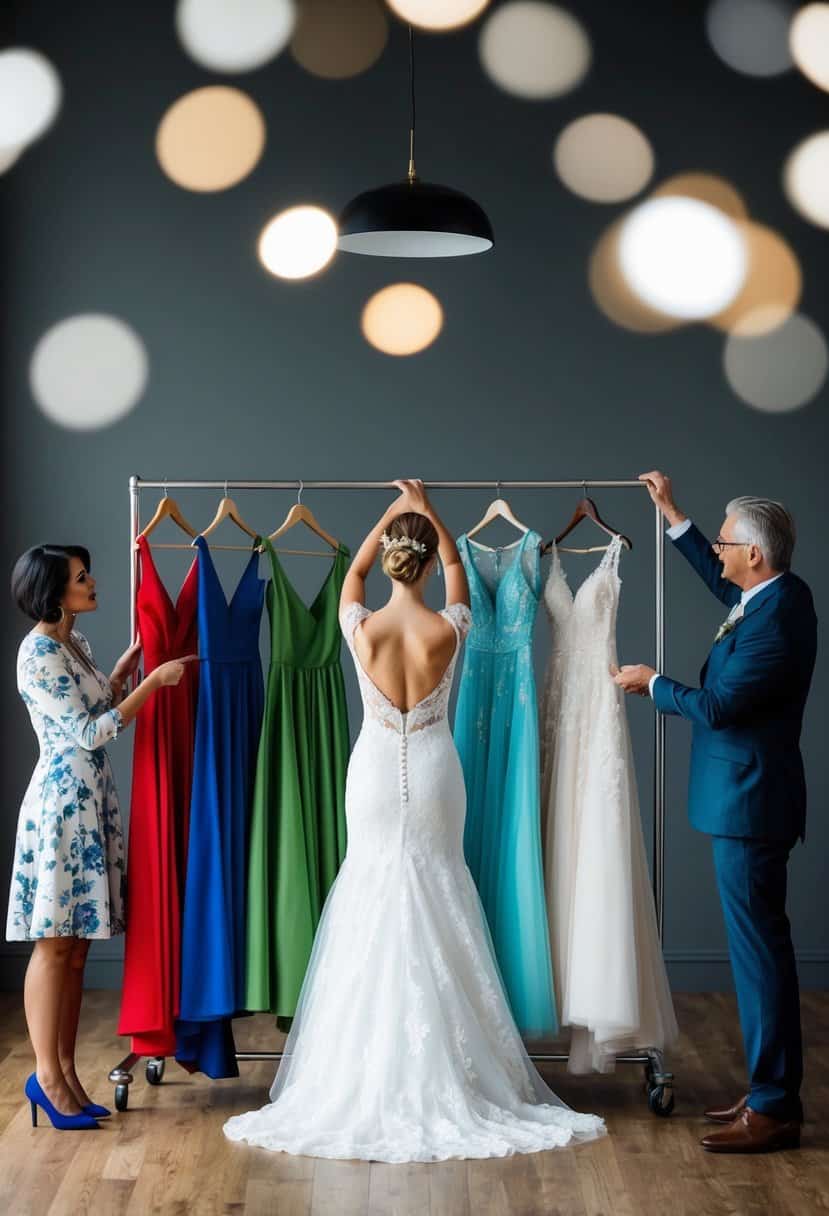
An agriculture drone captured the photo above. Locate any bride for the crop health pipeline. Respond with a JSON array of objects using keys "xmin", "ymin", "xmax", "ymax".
[{"xmin": 223, "ymin": 480, "xmax": 605, "ymax": 1162}]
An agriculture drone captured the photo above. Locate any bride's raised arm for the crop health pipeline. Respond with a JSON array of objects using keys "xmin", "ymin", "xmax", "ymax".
[
  {"xmin": 339, "ymin": 479, "xmax": 468, "ymax": 611},
  {"xmin": 413, "ymin": 485, "xmax": 469, "ymax": 610},
  {"xmin": 340, "ymin": 482, "xmax": 407, "ymax": 610}
]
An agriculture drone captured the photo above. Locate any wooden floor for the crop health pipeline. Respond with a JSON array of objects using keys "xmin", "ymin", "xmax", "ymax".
[{"xmin": 0, "ymin": 991, "xmax": 825, "ymax": 1216}]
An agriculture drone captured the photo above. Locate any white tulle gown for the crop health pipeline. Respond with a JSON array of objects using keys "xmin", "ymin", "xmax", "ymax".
[
  {"xmin": 223, "ymin": 601, "xmax": 605, "ymax": 1162},
  {"xmin": 541, "ymin": 538, "xmax": 679, "ymax": 1074}
]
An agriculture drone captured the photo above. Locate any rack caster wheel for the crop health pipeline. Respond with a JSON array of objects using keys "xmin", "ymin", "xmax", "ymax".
[
  {"xmin": 647, "ymin": 1083, "xmax": 675, "ymax": 1117},
  {"xmin": 145, "ymin": 1058, "xmax": 165, "ymax": 1086},
  {"xmin": 114, "ymin": 1083, "xmax": 129, "ymax": 1112}
]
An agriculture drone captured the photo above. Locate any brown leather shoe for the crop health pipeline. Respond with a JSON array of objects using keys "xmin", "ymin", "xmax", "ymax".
[
  {"xmin": 701, "ymin": 1107, "xmax": 801, "ymax": 1154},
  {"xmin": 704, "ymin": 1093, "xmax": 748, "ymax": 1123}
]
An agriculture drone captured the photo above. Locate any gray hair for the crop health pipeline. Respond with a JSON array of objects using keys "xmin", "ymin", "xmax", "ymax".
[{"xmin": 726, "ymin": 496, "xmax": 796, "ymax": 571}]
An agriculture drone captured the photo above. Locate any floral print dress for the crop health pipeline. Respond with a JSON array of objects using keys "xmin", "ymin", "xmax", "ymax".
[{"xmin": 6, "ymin": 629, "xmax": 127, "ymax": 940}]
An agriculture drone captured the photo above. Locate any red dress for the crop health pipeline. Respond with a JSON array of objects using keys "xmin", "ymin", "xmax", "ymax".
[{"xmin": 117, "ymin": 536, "xmax": 199, "ymax": 1056}]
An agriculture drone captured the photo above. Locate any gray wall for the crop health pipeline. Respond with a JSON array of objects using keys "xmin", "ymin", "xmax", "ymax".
[{"xmin": 2, "ymin": 0, "xmax": 827, "ymax": 993}]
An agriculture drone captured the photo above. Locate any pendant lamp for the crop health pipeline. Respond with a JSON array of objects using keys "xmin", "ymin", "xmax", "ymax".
[{"xmin": 337, "ymin": 27, "xmax": 494, "ymax": 257}]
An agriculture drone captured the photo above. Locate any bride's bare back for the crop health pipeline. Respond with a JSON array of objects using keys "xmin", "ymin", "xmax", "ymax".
[{"xmin": 352, "ymin": 604, "xmax": 459, "ymax": 713}]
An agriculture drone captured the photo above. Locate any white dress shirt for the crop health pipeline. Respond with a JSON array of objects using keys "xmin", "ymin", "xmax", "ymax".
[{"xmin": 647, "ymin": 519, "xmax": 783, "ymax": 697}]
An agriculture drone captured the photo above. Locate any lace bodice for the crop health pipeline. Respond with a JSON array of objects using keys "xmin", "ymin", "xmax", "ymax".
[
  {"xmin": 543, "ymin": 535, "xmax": 623, "ymax": 658},
  {"xmin": 340, "ymin": 601, "xmax": 472, "ymax": 735},
  {"xmin": 458, "ymin": 531, "xmax": 542, "ymax": 654}
]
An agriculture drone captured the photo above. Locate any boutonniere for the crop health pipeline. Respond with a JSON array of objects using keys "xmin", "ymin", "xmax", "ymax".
[{"xmin": 714, "ymin": 605, "xmax": 744, "ymax": 644}]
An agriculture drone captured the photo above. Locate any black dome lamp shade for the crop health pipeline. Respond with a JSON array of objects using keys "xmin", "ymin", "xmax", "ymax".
[{"xmin": 337, "ymin": 28, "xmax": 494, "ymax": 258}]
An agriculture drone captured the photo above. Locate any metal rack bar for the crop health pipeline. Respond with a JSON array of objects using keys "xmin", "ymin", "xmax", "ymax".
[
  {"xmin": 116, "ymin": 474, "xmax": 673, "ymax": 1114},
  {"xmin": 129, "ymin": 481, "xmax": 140, "ymax": 646},
  {"xmin": 132, "ymin": 479, "xmax": 649, "ymax": 489},
  {"xmin": 654, "ymin": 502, "xmax": 667, "ymax": 943},
  {"xmin": 234, "ymin": 1051, "xmax": 657, "ymax": 1066}
]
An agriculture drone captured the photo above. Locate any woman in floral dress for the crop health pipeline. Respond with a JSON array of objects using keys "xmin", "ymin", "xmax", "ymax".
[{"xmin": 8, "ymin": 544, "xmax": 195, "ymax": 1127}]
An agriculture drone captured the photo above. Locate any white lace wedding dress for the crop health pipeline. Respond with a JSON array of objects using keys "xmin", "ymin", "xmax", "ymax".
[
  {"xmin": 223, "ymin": 601, "xmax": 605, "ymax": 1162},
  {"xmin": 541, "ymin": 538, "xmax": 679, "ymax": 1074}
]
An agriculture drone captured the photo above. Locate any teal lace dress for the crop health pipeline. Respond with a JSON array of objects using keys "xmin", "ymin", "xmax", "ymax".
[{"xmin": 453, "ymin": 531, "xmax": 558, "ymax": 1037}]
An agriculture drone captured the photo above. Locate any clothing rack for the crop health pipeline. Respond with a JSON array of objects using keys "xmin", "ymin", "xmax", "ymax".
[{"xmin": 109, "ymin": 477, "xmax": 674, "ymax": 1117}]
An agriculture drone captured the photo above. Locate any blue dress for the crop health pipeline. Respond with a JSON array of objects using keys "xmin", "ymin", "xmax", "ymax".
[
  {"xmin": 177, "ymin": 537, "xmax": 265, "ymax": 1077},
  {"xmin": 453, "ymin": 531, "xmax": 558, "ymax": 1037}
]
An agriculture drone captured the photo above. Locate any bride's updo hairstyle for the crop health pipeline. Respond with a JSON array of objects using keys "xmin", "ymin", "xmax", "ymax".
[{"xmin": 380, "ymin": 512, "xmax": 439, "ymax": 585}]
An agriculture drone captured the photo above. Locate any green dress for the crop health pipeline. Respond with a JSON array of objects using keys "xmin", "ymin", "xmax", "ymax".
[{"xmin": 245, "ymin": 538, "xmax": 350, "ymax": 1029}]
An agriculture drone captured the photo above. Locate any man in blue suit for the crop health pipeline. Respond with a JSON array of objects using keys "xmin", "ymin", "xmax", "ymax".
[{"xmin": 615, "ymin": 471, "xmax": 816, "ymax": 1154}]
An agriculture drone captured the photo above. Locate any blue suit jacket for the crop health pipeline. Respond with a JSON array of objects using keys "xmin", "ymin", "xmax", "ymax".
[{"xmin": 652, "ymin": 523, "xmax": 817, "ymax": 842}]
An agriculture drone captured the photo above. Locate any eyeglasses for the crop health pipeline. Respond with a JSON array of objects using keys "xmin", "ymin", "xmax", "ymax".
[{"xmin": 712, "ymin": 536, "xmax": 748, "ymax": 553}]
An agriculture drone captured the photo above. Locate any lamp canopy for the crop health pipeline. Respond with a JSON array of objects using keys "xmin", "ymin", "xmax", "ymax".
[{"xmin": 338, "ymin": 179, "xmax": 494, "ymax": 257}]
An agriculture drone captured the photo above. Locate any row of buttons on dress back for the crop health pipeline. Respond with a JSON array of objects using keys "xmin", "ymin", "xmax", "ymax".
[{"xmin": 400, "ymin": 713, "xmax": 409, "ymax": 803}]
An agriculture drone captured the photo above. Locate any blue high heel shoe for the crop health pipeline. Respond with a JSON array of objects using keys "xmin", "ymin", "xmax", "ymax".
[
  {"xmin": 25, "ymin": 1074, "xmax": 99, "ymax": 1130},
  {"xmin": 82, "ymin": 1102, "xmax": 111, "ymax": 1118}
]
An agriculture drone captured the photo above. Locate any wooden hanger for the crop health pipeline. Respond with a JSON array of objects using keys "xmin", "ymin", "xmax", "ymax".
[
  {"xmin": 135, "ymin": 487, "xmax": 197, "ymax": 548},
  {"xmin": 543, "ymin": 484, "xmax": 632, "ymax": 554},
  {"xmin": 196, "ymin": 482, "xmax": 260, "ymax": 549},
  {"xmin": 466, "ymin": 482, "xmax": 529, "ymax": 542},
  {"xmin": 263, "ymin": 480, "xmax": 340, "ymax": 556}
]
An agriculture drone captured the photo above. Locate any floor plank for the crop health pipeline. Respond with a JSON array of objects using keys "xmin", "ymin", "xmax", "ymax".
[
  {"xmin": 311, "ymin": 1159, "xmax": 371, "ymax": 1216},
  {"xmin": 426, "ymin": 1159, "xmax": 470, "ymax": 1216},
  {"xmin": 367, "ymin": 1163, "xmax": 431, "ymax": 1216}
]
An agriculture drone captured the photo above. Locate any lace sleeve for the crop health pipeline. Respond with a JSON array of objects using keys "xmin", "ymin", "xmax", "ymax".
[
  {"xmin": 339, "ymin": 601, "xmax": 372, "ymax": 651},
  {"xmin": 441, "ymin": 602, "xmax": 473, "ymax": 642}
]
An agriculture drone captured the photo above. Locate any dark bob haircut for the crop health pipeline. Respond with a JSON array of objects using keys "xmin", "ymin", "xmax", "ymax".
[{"xmin": 11, "ymin": 545, "xmax": 92, "ymax": 623}]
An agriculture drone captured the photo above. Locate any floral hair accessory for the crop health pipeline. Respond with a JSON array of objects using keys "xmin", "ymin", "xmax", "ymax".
[{"xmin": 380, "ymin": 531, "xmax": 427, "ymax": 556}]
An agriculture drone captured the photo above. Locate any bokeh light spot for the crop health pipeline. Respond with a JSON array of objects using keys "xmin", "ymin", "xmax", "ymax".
[
  {"xmin": 589, "ymin": 220, "xmax": 681, "ymax": 334},
  {"xmin": 156, "ymin": 86, "xmax": 266, "ymax": 192},
  {"xmin": 258, "ymin": 206, "xmax": 338, "ymax": 279},
  {"xmin": 724, "ymin": 311, "xmax": 828, "ymax": 410},
  {"xmin": 710, "ymin": 221, "xmax": 801, "ymax": 335},
  {"xmin": 554, "ymin": 114, "xmax": 654, "ymax": 203},
  {"xmin": 651, "ymin": 172, "xmax": 748, "ymax": 221},
  {"xmin": 31, "ymin": 315, "xmax": 149, "ymax": 431},
  {"xmin": 362, "ymin": 283, "xmax": 443, "ymax": 355},
  {"xmin": 176, "ymin": 0, "xmax": 295, "ymax": 73},
  {"xmin": 619, "ymin": 196, "xmax": 747, "ymax": 320},
  {"xmin": 0, "ymin": 48, "xmax": 62, "ymax": 159},
  {"xmin": 291, "ymin": 0, "xmax": 388, "ymax": 79},
  {"xmin": 387, "ymin": 0, "xmax": 491, "ymax": 31},
  {"xmin": 790, "ymin": 4, "xmax": 829, "ymax": 92},
  {"xmin": 783, "ymin": 130, "xmax": 829, "ymax": 229},
  {"xmin": 706, "ymin": 0, "xmax": 794, "ymax": 77},
  {"xmin": 480, "ymin": 3, "xmax": 591, "ymax": 99}
]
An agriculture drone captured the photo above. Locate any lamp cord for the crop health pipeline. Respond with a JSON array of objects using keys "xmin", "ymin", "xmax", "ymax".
[{"xmin": 408, "ymin": 25, "xmax": 417, "ymax": 183}]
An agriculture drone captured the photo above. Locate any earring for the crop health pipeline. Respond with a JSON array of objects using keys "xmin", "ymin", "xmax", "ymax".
[
  {"xmin": 58, "ymin": 605, "xmax": 66, "ymax": 623},
  {"xmin": 437, "ymin": 560, "xmax": 442, "ymax": 579}
]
